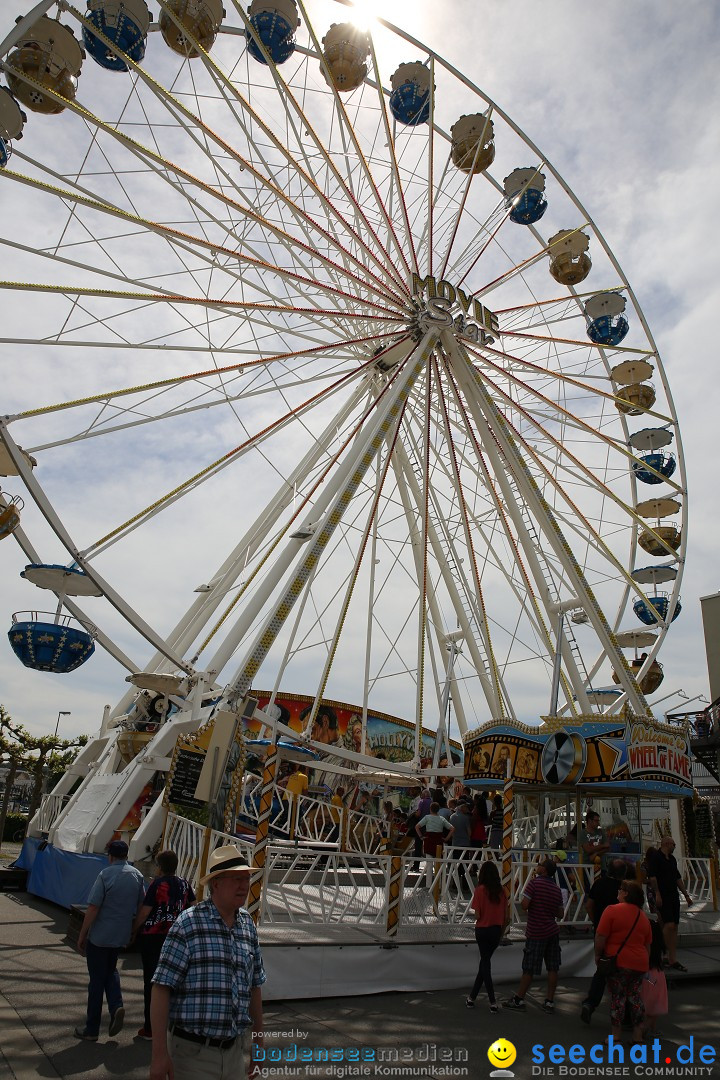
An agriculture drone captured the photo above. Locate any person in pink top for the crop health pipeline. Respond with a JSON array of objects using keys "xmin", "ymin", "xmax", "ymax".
[
  {"xmin": 595, "ymin": 879, "xmax": 652, "ymax": 1046},
  {"xmin": 466, "ymin": 862, "xmax": 508, "ymax": 1013}
]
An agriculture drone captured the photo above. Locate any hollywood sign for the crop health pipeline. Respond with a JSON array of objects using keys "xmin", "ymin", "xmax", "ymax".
[{"xmin": 411, "ymin": 274, "xmax": 500, "ymax": 345}]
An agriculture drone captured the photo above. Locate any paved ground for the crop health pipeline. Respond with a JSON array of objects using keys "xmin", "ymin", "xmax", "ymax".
[{"xmin": 1, "ymin": 890, "xmax": 719, "ymax": 1080}]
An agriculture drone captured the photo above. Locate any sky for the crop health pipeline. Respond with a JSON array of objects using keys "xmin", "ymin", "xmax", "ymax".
[{"xmin": 0, "ymin": 0, "xmax": 718, "ymax": 741}]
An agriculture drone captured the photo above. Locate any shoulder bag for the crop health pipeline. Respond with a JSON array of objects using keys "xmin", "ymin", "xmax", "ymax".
[{"xmin": 596, "ymin": 909, "xmax": 641, "ymax": 975}]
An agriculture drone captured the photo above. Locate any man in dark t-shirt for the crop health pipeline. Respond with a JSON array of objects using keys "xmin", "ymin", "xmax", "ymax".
[
  {"xmin": 580, "ymin": 858, "xmax": 627, "ymax": 1024},
  {"xmin": 648, "ymin": 836, "xmax": 692, "ymax": 970},
  {"xmin": 131, "ymin": 849, "xmax": 194, "ymax": 1038}
]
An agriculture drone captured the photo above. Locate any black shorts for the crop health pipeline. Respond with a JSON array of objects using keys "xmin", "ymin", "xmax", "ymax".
[{"xmin": 659, "ymin": 894, "xmax": 681, "ymax": 925}]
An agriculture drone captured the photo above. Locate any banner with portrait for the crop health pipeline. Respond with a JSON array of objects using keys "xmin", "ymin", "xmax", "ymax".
[{"xmin": 464, "ymin": 713, "xmax": 692, "ymax": 796}]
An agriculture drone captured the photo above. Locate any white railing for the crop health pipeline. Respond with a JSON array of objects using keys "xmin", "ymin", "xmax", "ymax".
[
  {"xmin": 680, "ymin": 857, "xmax": 714, "ymax": 905},
  {"xmin": 163, "ymin": 813, "xmax": 206, "ymax": 890},
  {"xmin": 34, "ymin": 792, "xmax": 69, "ymax": 835},
  {"xmin": 163, "ymin": 814, "xmax": 254, "ymax": 892},
  {"xmin": 236, "ymin": 779, "xmax": 349, "ymax": 844},
  {"xmin": 258, "ymin": 849, "xmax": 389, "ymax": 926},
  {"xmin": 161, "ymin": 812, "xmax": 717, "ymax": 931},
  {"xmin": 294, "ymin": 794, "xmax": 342, "ymax": 844},
  {"xmin": 237, "ymin": 779, "xmax": 289, "ymax": 839},
  {"xmin": 345, "ymin": 807, "xmax": 385, "ymax": 854}
]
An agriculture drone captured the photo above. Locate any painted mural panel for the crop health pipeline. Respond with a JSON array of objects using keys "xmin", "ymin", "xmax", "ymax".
[{"xmin": 464, "ymin": 713, "xmax": 691, "ymax": 796}]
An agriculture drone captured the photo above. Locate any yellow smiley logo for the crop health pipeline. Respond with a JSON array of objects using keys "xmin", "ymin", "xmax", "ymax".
[{"xmin": 488, "ymin": 1039, "xmax": 517, "ymax": 1069}]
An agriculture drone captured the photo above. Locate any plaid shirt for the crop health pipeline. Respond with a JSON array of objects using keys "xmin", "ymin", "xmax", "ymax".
[{"xmin": 152, "ymin": 898, "xmax": 266, "ymax": 1038}]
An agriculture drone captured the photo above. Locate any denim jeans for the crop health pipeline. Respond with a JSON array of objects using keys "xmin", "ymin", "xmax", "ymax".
[{"xmin": 85, "ymin": 940, "xmax": 122, "ymax": 1035}]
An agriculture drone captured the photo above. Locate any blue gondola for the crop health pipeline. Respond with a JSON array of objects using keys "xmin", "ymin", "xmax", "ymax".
[
  {"xmin": 83, "ymin": 0, "xmax": 150, "ymax": 72},
  {"xmin": 585, "ymin": 292, "xmax": 629, "ymax": 346},
  {"xmin": 633, "ymin": 594, "xmax": 681, "ymax": 626},
  {"xmin": 632, "ymin": 452, "xmax": 677, "ymax": 485},
  {"xmin": 246, "ymin": 0, "xmax": 299, "ymax": 65},
  {"xmin": 587, "ymin": 314, "xmax": 629, "ymax": 346},
  {"xmin": 503, "ymin": 168, "xmax": 548, "ymax": 225},
  {"xmin": 389, "ymin": 63, "xmax": 432, "ymax": 126},
  {"xmin": 8, "ymin": 611, "xmax": 95, "ymax": 672}
]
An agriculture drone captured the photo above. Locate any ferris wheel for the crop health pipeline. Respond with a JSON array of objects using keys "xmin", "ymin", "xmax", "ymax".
[{"xmin": 0, "ymin": 0, "xmax": 685, "ymax": 754}]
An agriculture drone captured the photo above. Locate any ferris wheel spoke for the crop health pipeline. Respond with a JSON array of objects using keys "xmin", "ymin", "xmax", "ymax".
[
  {"xmin": 181, "ymin": 376, "xmax": 382, "ymax": 667},
  {"xmin": 79, "ymin": 349, "xmax": 388, "ymax": 560},
  {"xmin": 365, "ymin": 38, "xmax": 420, "ymax": 275},
  {"xmin": 479, "ymin": 384, "xmax": 666, "ymax": 637},
  {"xmin": 445, "ymin": 359, "xmax": 595, "ymax": 712},
  {"xmin": 60, "ymin": 1, "xmax": 410, "ymax": 309},
  {"xmin": 435, "ymin": 112, "xmax": 496, "ymax": 282},
  {"xmin": 6, "ymin": 104, "xmax": 406, "ymax": 316},
  {"xmin": 471, "ymin": 337, "xmax": 679, "ymax": 447},
  {"xmin": 221, "ymin": 1, "xmax": 410, "ymax": 295},
  {"xmin": 295, "ymin": 393, "xmax": 411, "ymax": 735},
  {"xmin": 389, "ymin": 404, "xmax": 507, "ymax": 721},
  {"xmin": 468, "ymin": 223, "xmax": 591, "ymax": 305},
  {"xmin": 431, "ymin": 352, "xmax": 510, "ymax": 715},
  {"xmin": 4, "ymin": 170, "xmax": 405, "ymax": 329},
  {"xmin": 210, "ymin": 332, "xmax": 438, "ymax": 703},
  {"xmin": 0, "ymin": 281, "xmax": 405, "ymax": 344},
  {"xmin": 435, "ymin": 365, "xmax": 578, "ymax": 714},
  {"xmin": 192, "ymin": 334, "xmax": 429, "ymax": 669},
  {"xmin": 295, "ymin": 0, "xmax": 413, "ymax": 282},
  {"xmin": 447, "ymin": 332, "xmax": 649, "ymax": 715},
  {"xmin": 10, "ymin": 331, "xmax": 387, "ymax": 422}
]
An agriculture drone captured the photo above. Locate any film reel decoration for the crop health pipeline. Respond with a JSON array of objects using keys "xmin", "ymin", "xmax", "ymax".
[{"xmin": 540, "ymin": 730, "xmax": 587, "ymax": 785}]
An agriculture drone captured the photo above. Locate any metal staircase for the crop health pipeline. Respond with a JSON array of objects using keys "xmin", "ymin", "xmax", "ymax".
[{"xmin": 666, "ymin": 698, "xmax": 720, "ymax": 784}]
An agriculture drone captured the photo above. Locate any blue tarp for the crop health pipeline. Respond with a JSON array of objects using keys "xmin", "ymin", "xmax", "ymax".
[
  {"xmin": 15, "ymin": 835, "xmax": 41, "ymax": 871},
  {"xmin": 19, "ymin": 840, "xmax": 109, "ymax": 909}
]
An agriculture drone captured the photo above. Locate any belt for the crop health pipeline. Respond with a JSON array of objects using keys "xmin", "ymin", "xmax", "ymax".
[{"xmin": 170, "ymin": 1025, "xmax": 237, "ymax": 1050}]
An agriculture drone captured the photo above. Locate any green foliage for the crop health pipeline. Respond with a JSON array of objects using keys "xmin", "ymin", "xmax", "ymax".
[
  {"xmin": 1, "ymin": 704, "xmax": 89, "ymax": 839},
  {"xmin": 168, "ymin": 802, "xmax": 209, "ymax": 827},
  {"xmin": 2, "ymin": 812, "xmax": 28, "ymax": 843}
]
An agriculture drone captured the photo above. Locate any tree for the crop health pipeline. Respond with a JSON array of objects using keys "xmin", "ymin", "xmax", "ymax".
[
  {"xmin": 0, "ymin": 705, "xmax": 88, "ymax": 847},
  {"xmin": 0, "ymin": 707, "xmax": 29, "ymax": 851}
]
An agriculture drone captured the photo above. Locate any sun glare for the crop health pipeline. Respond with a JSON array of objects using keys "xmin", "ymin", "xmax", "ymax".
[{"xmin": 346, "ymin": 0, "xmax": 385, "ymax": 31}]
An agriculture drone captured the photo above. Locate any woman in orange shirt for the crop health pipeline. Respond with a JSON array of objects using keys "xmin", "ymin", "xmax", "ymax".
[
  {"xmin": 466, "ymin": 861, "xmax": 508, "ymax": 1013},
  {"xmin": 595, "ymin": 879, "xmax": 652, "ymax": 1045}
]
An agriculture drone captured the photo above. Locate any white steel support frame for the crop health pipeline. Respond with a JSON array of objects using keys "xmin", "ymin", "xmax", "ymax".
[
  {"xmin": 218, "ymin": 332, "xmax": 439, "ymax": 706},
  {"xmin": 416, "ymin": 373, "xmax": 563, "ymax": 713},
  {"xmin": 438, "ymin": 356, "xmax": 594, "ymax": 716},
  {"xmin": 108, "ymin": 372, "xmax": 376, "ymax": 720},
  {"xmin": 445, "ymin": 331, "xmax": 650, "ymax": 718},
  {"xmin": 389, "ymin": 426, "xmax": 507, "ymax": 727},
  {"xmin": 380, "ymin": 427, "xmax": 473, "ymax": 739}
]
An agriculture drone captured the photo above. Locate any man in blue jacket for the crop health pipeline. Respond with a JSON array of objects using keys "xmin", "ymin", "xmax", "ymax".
[{"xmin": 75, "ymin": 839, "xmax": 145, "ymax": 1041}]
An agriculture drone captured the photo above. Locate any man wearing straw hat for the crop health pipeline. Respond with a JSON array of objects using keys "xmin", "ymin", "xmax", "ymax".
[{"xmin": 149, "ymin": 844, "xmax": 266, "ymax": 1080}]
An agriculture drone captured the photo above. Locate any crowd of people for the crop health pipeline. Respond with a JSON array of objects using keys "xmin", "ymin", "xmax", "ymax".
[
  {"xmin": 74, "ymin": 840, "xmax": 265, "ymax": 1080},
  {"xmin": 70, "ymin": 805, "xmax": 693, "ymax": 1074},
  {"xmin": 461, "ymin": 816, "xmax": 693, "ymax": 1048}
]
